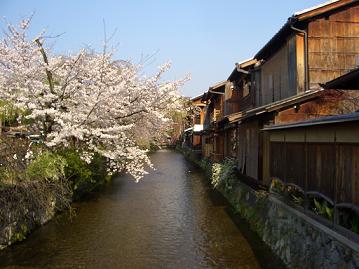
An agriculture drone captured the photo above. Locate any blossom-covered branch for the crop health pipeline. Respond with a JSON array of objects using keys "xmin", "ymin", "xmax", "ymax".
[{"xmin": 0, "ymin": 19, "xmax": 189, "ymax": 181}]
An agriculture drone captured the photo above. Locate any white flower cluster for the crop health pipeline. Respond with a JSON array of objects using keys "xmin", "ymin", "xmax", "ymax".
[{"xmin": 0, "ymin": 20, "xmax": 189, "ymax": 180}]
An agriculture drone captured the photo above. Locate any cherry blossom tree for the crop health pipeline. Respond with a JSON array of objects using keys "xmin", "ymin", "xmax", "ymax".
[{"xmin": 0, "ymin": 19, "xmax": 189, "ymax": 181}]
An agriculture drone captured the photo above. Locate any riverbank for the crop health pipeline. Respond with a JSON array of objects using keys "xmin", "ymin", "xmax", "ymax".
[
  {"xmin": 180, "ymin": 147, "xmax": 359, "ymax": 269},
  {"xmin": 0, "ymin": 152, "xmax": 111, "ymax": 250},
  {"xmin": 0, "ymin": 143, "xmax": 168, "ymax": 250},
  {"xmin": 0, "ymin": 150, "xmax": 284, "ymax": 268},
  {"xmin": 0, "ymin": 179, "xmax": 112, "ymax": 250}
]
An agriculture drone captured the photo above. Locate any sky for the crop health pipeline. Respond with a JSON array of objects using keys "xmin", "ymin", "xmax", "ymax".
[{"xmin": 1, "ymin": 0, "xmax": 326, "ymax": 97}]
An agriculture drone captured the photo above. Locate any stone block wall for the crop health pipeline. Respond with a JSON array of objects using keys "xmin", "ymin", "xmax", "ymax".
[{"xmin": 219, "ymin": 180, "xmax": 359, "ymax": 269}]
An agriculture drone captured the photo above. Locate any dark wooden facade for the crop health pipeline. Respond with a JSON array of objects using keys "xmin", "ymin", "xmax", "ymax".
[
  {"xmin": 307, "ymin": 3, "xmax": 359, "ymax": 85},
  {"xmin": 197, "ymin": 0, "xmax": 359, "ymax": 185},
  {"xmin": 255, "ymin": 0, "xmax": 359, "ymax": 99},
  {"xmin": 265, "ymin": 116, "xmax": 359, "ymax": 207},
  {"xmin": 187, "ymin": 0, "xmax": 359, "ymax": 243}
]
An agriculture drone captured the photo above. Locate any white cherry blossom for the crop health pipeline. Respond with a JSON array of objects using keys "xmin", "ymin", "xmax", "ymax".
[{"xmin": 0, "ymin": 20, "xmax": 189, "ymax": 181}]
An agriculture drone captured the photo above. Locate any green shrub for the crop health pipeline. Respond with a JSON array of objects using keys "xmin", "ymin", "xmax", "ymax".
[
  {"xmin": 87, "ymin": 152, "xmax": 109, "ymax": 183},
  {"xmin": 211, "ymin": 163, "xmax": 222, "ymax": 188},
  {"xmin": 26, "ymin": 152, "xmax": 67, "ymax": 182},
  {"xmin": 210, "ymin": 158, "xmax": 237, "ymax": 192},
  {"xmin": 312, "ymin": 198, "xmax": 334, "ymax": 220},
  {"xmin": 56, "ymin": 149, "xmax": 93, "ymax": 190},
  {"xmin": 57, "ymin": 149, "xmax": 110, "ymax": 197}
]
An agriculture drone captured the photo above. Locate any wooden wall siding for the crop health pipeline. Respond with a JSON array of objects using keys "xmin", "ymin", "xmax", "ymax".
[
  {"xmin": 203, "ymin": 103, "xmax": 213, "ymax": 128},
  {"xmin": 213, "ymin": 95, "xmax": 224, "ymax": 121},
  {"xmin": 288, "ymin": 36, "xmax": 298, "ymax": 93},
  {"xmin": 224, "ymin": 81, "xmax": 241, "ymax": 116},
  {"xmin": 225, "ymin": 81, "xmax": 253, "ymax": 115},
  {"xmin": 237, "ymin": 121, "xmax": 259, "ymax": 180},
  {"xmin": 268, "ymin": 123, "xmax": 359, "ymax": 206},
  {"xmin": 275, "ymin": 99, "xmax": 326, "ymax": 124},
  {"xmin": 224, "ymin": 82, "xmax": 232, "ymax": 116},
  {"xmin": 296, "ymin": 34, "xmax": 305, "ymax": 93},
  {"xmin": 224, "ymin": 88, "xmax": 242, "ymax": 115},
  {"xmin": 252, "ymin": 69, "xmax": 262, "ymax": 106},
  {"xmin": 260, "ymin": 36, "xmax": 297, "ymax": 106},
  {"xmin": 269, "ymin": 123, "xmax": 359, "ymax": 143},
  {"xmin": 225, "ymin": 128, "xmax": 237, "ymax": 158},
  {"xmin": 237, "ymin": 94, "xmax": 252, "ymax": 113},
  {"xmin": 261, "ymin": 131, "xmax": 271, "ymax": 184},
  {"xmin": 307, "ymin": 4, "xmax": 359, "ymax": 86},
  {"xmin": 270, "ymin": 142, "xmax": 286, "ymax": 180},
  {"xmin": 307, "ymin": 144, "xmax": 336, "ymax": 200},
  {"xmin": 202, "ymin": 135, "xmax": 213, "ymax": 159},
  {"xmin": 275, "ymin": 91, "xmax": 359, "ymax": 125},
  {"xmin": 270, "ymin": 142, "xmax": 306, "ymax": 188},
  {"xmin": 213, "ymin": 134, "xmax": 224, "ymax": 162},
  {"xmin": 336, "ymin": 144, "xmax": 359, "ymax": 205}
]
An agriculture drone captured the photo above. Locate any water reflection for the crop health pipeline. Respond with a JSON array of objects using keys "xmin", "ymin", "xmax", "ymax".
[{"xmin": 0, "ymin": 150, "xmax": 284, "ymax": 269}]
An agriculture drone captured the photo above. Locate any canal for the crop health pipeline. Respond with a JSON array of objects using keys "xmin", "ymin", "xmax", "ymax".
[{"xmin": 0, "ymin": 150, "xmax": 284, "ymax": 269}]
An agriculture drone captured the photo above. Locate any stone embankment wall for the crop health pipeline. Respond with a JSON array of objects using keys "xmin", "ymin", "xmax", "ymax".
[
  {"xmin": 220, "ymin": 181, "xmax": 359, "ymax": 269},
  {"xmin": 180, "ymin": 148, "xmax": 359, "ymax": 268},
  {"xmin": 0, "ymin": 183, "xmax": 66, "ymax": 250}
]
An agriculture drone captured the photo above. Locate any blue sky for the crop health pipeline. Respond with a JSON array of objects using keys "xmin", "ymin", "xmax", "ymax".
[{"xmin": 1, "ymin": 0, "xmax": 325, "ymax": 97}]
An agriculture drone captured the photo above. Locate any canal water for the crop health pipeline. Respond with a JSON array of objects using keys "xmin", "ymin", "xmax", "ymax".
[{"xmin": 0, "ymin": 150, "xmax": 284, "ymax": 269}]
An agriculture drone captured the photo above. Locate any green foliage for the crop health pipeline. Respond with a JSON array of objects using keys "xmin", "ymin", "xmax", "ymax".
[
  {"xmin": 88, "ymin": 152, "xmax": 109, "ymax": 183},
  {"xmin": 210, "ymin": 158, "xmax": 237, "ymax": 192},
  {"xmin": 292, "ymin": 195, "xmax": 304, "ymax": 206},
  {"xmin": 56, "ymin": 149, "xmax": 110, "ymax": 198},
  {"xmin": 313, "ymin": 198, "xmax": 333, "ymax": 220},
  {"xmin": 26, "ymin": 152, "xmax": 67, "ymax": 182},
  {"xmin": 199, "ymin": 158, "xmax": 211, "ymax": 173},
  {"xmin": 0, "ymin": 100, "xmax": 32, "ymax": 127},
  {"xmin": 0, "ymin": 167, "xmax": 19, "ymax": 184},
  {"xmin": 0, "ymin": 100, "xmax": 19, "ymax": 126},
  {"xmin": 211, "ymin": 163, "xmax": 222, "ymax": 188},
  {"xmin": 57, "ymin": 149, "xmax": 93, "ymax": 189}
]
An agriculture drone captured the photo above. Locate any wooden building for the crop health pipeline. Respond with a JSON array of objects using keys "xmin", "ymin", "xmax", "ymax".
[
  {"xmin": 191, "ymin": 94, "xmax": 206, "ymax": 148},
  {"xmin": 182, "ymin": 94, "xmax": 206, "ymax": 150},
  {"xmin": 201, "ymin": 81, "xmax": 226, "ymax": 162},
  {"xmin": 254, "ymin": 0, "xmax": 359, "ymax": 102},
  {"xmin": 262, "ymin": 66, "xmax": 359, "ymax": 198},
  {"xmin": 193, "ymin": 0, "xmax": 359, "ymax": 185},
  {"xmin": 219, "ymin": 0, "xmax": 359, "ymax": 182},
  {"xmin": 184, "ymin": 0, "xmax": 359, "ymax": 244},
  {"xmin": 263, "ymin": 112, "xmax": 359, "ymax": 206}
]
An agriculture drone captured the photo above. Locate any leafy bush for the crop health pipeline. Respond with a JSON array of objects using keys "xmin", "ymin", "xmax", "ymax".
[
  {"xmin": 57, "ymin": 149, "xmax": 110, "ymax": 198},
  {"xmin": 211, "ymin": 163, "xmax": 222, "ymax": 188},
  {"xmin": 57, "ymin": 149, "xmax": 93, "ymax": 190},
  {"xmin": 87, "ymin": 152, "xmax": 110, "ymax": 183},
  {"xmin": 311, "ymin": 198, "xmax": 334, "ymax": 220},
  {"xmin": 211, "ymin": 158, "xmax": 237, "ymax": 192},
  {"xmin": 26, "ymin": 152, "xmax": 67, "ymax": 182}
]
